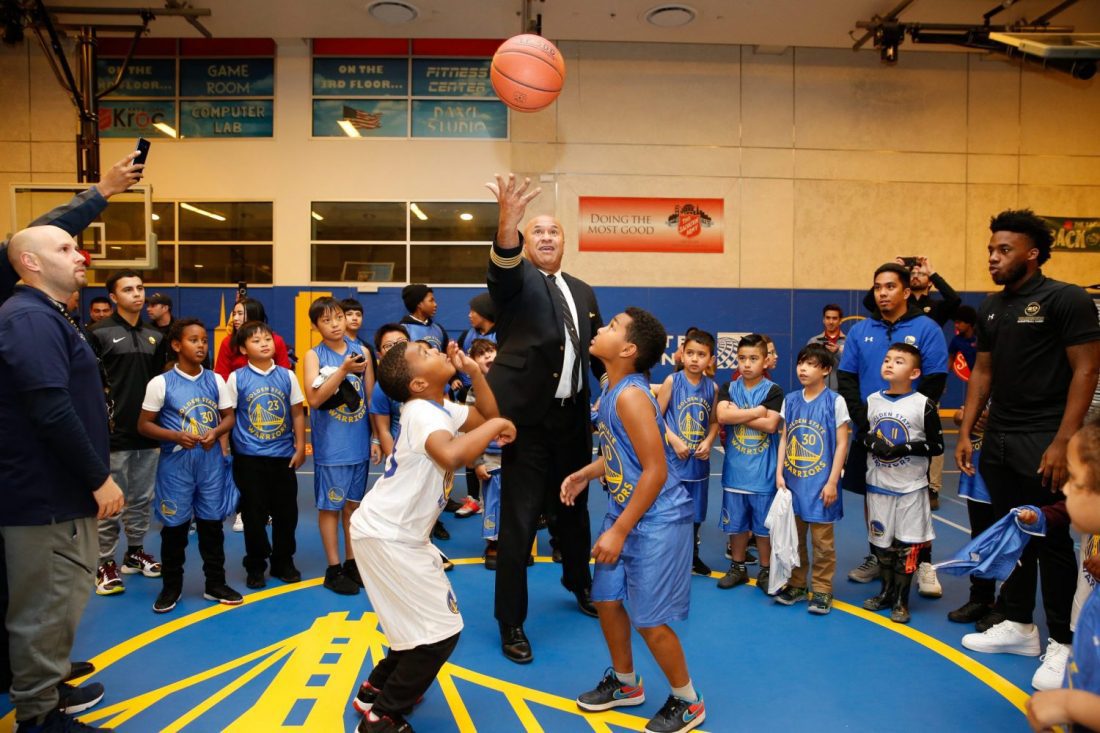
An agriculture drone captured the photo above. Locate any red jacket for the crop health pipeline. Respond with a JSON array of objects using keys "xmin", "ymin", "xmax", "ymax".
[{"xmin": 214, "ymin": 330, "xmax": 291, "ymax": 379}]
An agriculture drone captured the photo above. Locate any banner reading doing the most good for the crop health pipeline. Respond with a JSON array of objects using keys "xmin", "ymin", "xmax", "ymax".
[{"xmin": 578, "ymin": 197, "xmax": 724, "ymax": 253}]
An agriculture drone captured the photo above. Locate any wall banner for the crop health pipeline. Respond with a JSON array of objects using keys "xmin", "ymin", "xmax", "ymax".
[
  {"xmin": 577, "ymin": 197, "xmax": 724, "ymax": 253},
  {"xmin": 1041, "ymin": 216, "xmax": 1100, "ymax": 253}
]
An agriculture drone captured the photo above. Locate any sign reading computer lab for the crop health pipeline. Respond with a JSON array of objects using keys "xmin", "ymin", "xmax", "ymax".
[
  {"xmin": 311, "ymin": 39, "xmax": 507, "ymax": 139},
  {"xmin": 1041, "ymin": 216, "xmax": 1100, "ymax": 253},
  {"xmin": 96, "ymin": 38, "xmax": 275, "ymax": 138},
  {"xmin": 578, "ymin": 197, "xmax": 725, "ymax": 254}
]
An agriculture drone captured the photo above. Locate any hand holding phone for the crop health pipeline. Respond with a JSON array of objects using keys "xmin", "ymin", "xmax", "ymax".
[
  {"xmin": 134, "ymin": 138, "xmax": 151, "ymax": 168},
  {"xmin": 900, "ymin": 256, "xmax": 920, "ymax": 269}
]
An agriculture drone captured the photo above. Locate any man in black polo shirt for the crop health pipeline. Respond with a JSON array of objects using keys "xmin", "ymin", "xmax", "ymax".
[
  {"xmin": 0, "ymin": 225, "xmax": 125, "ymax": 732},
  {"xmin": 89, "ymin": 270, "xmax": 164, "ymax": 596},
  {"xmin": 957, "ymin": 208, "xmax": 1100, "ymax": 691}
]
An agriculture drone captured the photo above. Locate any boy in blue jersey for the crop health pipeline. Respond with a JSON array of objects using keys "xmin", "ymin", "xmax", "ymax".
[
  {"xmin": 339, "ymin": 298, "xmax": 370, "ymax": 352},
  {"xmin": 464, "ymin": 339, "xmax": 503, "ymax": 567},
  {"xmin": 226, "ymin": 321, "xmax": 306, "ymax": 590},
  {"xmin": 303, "ymin": 297, "xmax": 374, "ymax": 596},
  {"xmin": 1026, "ymin": 421, "xmax": 1100, "ymax": 732},
  {"xmin": 399, "ymin": 284, "xmax": 448, "ymax": 351},
  {"xmin": 861, "ymin": 343, "xmax": 944, "ymax": 624},
  {"xmin": 562, "ymin": 307, "xmax": 704, "ymax": 733},
  {"xmin": 138, "ymin": 319, "xmax": 242, "ymax": 613},
  {"xmin": 656, "ymin": 329, "xmax": 718, "ymax": 576},
  {"xmin": 455, "ymin": 294, "xmax": 497, "ymax": 518},
  {"xmin": 715, "ymin": 334, "xmax": 784, "ymax": 593},
  {"xmin": 774, "ymin": 344, "xmax": 851, "ymax": 614}
]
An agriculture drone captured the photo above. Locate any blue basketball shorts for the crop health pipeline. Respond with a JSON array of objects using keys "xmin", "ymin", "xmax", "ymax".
[
  {"xmin": 315, "ymin": 462, "xmax": 369, "ymax": 511},
  {"xmin": 685, "ymin": 479, "xmax": 708, "ymax": 524},
  {"xmin": 155, "ymin": 447, "xmax": 229, "ymax": 527},
  {"xmin": 719, "ymin": 489, "xmax": 776, "ymax": 536}
]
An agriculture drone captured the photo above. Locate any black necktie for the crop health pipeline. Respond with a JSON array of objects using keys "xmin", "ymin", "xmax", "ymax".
[{"xmin": 547, "ymin": 274, "xmax": 581, "ymax": 395}]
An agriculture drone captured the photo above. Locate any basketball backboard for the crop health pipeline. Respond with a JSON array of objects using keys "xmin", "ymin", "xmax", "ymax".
[{"xmin": 9, "ymin": 182, "xmax": 157, "ymax": 269}]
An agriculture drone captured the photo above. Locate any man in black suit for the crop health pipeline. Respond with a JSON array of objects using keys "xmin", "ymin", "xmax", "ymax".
[{"xmin": 486, "ymin": 173, "xmax": 604, "ymax": 664}]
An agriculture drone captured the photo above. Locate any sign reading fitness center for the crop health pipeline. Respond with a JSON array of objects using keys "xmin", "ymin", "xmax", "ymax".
[{"xmin": 578, "ymin": 197, "xmax": 725, "ymax": 253}]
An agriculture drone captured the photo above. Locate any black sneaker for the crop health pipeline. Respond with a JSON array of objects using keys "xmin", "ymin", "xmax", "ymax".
[
  {"xmin": 691, "ymin": 554, "xmax": 711, "ymax": 577},
  {"xmin": 808, "ymin": 592, "xmax": 833, "ymax": 615},
  {"xmin": 444, "ymin": 497, "xmax": 463, "ymax": 513},
  {"xmin": 744, "ymin": 547, "xmax": 758, "ymax": 566},
  {"xmin": 576, "ymin": 668, "xmax": 645, "ymax": 711},
  {"xmin": 756, "ymin": 567, "xmax": 771, "ymax": 595},
  {"xmin": 62, "ymin": 662, "xmax": 95, "ymax": 683},
  {"xmin": 948, "ymin": 600, "xmax": 993, "ymax": 624},
  {"xmin": 271, "ymin": 565, "xmax": 301, "ymax": 584},
  {"xmin": 323, "ymin": 565, "xmax": 359, "ymax": 596},
  {"xmin": 645, "ymin": 694, "xmax": 706, "ymax": 733},
  {"xmin": 716, "ymin": 563, "xmax": 748, "ymax": 589},
  {"xmin": 152, "ymin": 586, "xmax": 181, "ymax": 614},
  {"xmin": 774, "ymin": 585, "xmax": 808, "ymax": 606},
  {"xmin": 203, "ymin": 582, "xmax": 244, "ymax": 606},
  {"xmin": 246, "ymin": 573, "xmax": 266, "ymax": 589},
  {"xmin": 432, "ymin": 521, "xmax": 450, "ymax": 541},
  {"xmin": 57, "ymin": 682, "xmax": 104, "ymax": 715},
  {"xmin": 976, "ymin": 608, "xmax": 1007, "ymax": 633},
  {"xmin": 343, "ymin": 559, "xmax": 364, "ymax": 587},
  {"xmin": 16, "ymin": 708, "xmax": 114, "ymax": 732},
  {"xmin": 356, "ymin": 712, "xmax": 413, "ymax": 733},
  {"xmin": 352, "ymin": 680, "xmax": 380, "ymax": 715}
]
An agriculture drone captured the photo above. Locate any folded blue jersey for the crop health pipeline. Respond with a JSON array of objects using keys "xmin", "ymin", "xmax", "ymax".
[{"xmin": 933, "ymin": 506, "xmax": 1046, "ymax": 581}]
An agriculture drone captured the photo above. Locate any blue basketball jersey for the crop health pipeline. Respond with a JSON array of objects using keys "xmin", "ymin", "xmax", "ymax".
[
  {"xmin": 721, "ymin": 378, "xmax": 779, "ymax": 494},
  {"xmin": 157, "ymin": 368, "xmax": 223, "ymax": 454},
  {"xmin": 231, "ymin": 365, "xmax": 295, "ymax": 458},
  {"xmin": 958, "ymin": 429, "xmax": 991, "ymax": 503},
  {"xmin": 310, "ymin": 338, "xmax": 370, "ymax": 466},
  {"xmin": 458, "ymin": 329, "xmax": 497, "ymax": 388},
  {"xmin": 595, "ymin": 373, "xmax": 692, "ymax": 523},
  {"xmin": 369, "ymin": 382, "xmax": 402, "ymax": 439},
  {"xmin": 665, "ymin": 371, "xmax": 716, "ymax": 482},
  {"xmin": 1065, "ymin": 585, "xmax": 1100, "ymax": 721},
  {"xmin": 403, "ymin": 319, "xmax": 447, "ymax": 351},
  {"xmin": 781, "ymin": 388, "xmax": 842, "ymax": 523}
]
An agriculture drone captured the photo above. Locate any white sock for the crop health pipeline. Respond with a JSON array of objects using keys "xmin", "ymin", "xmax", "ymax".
[
  {"xmin": 614, "ymin": 669, "xmax": 636, "ymax": 686},
  {"xmin": 671, "ymin": 680, "xmax": 698, "ymax": 702}
]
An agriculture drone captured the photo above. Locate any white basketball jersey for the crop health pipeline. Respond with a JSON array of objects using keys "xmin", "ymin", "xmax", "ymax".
[{"xmin": 865, "ymin": 391, "xmax": 929, "ymax": 496}]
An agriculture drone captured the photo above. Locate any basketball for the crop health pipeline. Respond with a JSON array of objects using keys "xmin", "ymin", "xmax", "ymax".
[{"xmin": 490, "ymin": 34, "xmax": 566, "ymax": 113}]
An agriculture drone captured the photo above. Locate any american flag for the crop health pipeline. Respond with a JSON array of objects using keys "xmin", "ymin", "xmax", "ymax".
[{"xmin": 343, "ymin": 105, "xmax": 382, "ymax": 130}]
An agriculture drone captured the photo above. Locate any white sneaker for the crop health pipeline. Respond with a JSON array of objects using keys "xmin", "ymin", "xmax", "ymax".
[
  {"xmin": 232, "ymin": 513, "xmax": 243, "ymax": 532},
  {"xmin": 917, "ymin": 562, "xmax": 943, "ymax": 598},
  {"xmin": 1031, "ymin": 639, "xmax": 1071, "ymax": 690},
  {"xmin": 962, "ymin": 620, "xmax": 1041, "ymax": 656}
]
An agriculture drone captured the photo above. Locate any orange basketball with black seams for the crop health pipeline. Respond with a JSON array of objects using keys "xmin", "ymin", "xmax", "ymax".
[{"xmin": 490, "ymin": 34, "xmax": 566, "ymax": 113}]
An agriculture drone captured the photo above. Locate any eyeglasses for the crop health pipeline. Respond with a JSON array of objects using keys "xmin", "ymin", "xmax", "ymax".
[{"xmin": 380, "ymin": 339, "xmax": 407, "ymax": 353}]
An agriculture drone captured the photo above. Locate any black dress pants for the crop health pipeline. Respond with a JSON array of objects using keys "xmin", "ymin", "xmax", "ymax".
[{"xmin": 232, "ymin": 453, "xmax": 299, "ymax": 575}]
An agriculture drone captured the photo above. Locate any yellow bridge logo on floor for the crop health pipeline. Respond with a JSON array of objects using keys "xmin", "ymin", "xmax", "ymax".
[{"xmin": 45, "ymin": 590, "xmax": 694, "ymax": 732}]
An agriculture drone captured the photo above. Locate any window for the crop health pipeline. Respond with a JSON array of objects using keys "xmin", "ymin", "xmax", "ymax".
[{"xmin": 310, "ymin": 201, "xmax": 494, "ymax": 285}]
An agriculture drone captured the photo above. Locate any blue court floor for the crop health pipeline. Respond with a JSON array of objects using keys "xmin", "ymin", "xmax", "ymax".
[{"xmin": 0, "ymin": 435, "xmax": 1046, "ymax": 731}]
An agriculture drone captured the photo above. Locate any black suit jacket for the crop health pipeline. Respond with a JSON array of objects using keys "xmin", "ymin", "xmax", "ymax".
[{"xmin": 486, "ymin": 236, "xmax": 604, "ymax": 426}]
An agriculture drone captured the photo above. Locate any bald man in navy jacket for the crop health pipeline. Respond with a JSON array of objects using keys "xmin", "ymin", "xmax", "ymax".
[{"xmin": 486, "ymin": 174, "xmax": 604, "ymax": 664}]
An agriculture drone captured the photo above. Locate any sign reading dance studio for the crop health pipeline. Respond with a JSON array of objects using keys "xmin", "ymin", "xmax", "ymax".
[{"xmin": 578, "ymin": 197, "xmax": 724, "ymax": 253}]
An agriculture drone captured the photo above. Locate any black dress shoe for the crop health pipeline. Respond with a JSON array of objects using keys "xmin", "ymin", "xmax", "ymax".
[
  {"xmin": 63, "ymin": 661, "xmax": 96, "ymax": 683},
  {"xmin": 500, "ymin": 624, "xmax": 533, "ymax": 664},
  {"xmin": 948, "ymin": 600, "xmax": 993, "ymax": 624},
  {"xmin": 574, "ymin": 587, "xmax": 598, "ymax": 618},
  {"xmin": 976, "ymin": 608, "xmax": 1007, "ymax": 633},
  {"xmin": 552, "ymin": 547, "xmax": 563, "ymax": 563},
  {"xmin": 432, "ymin": 521, "xmax": 450, "ymax": 541}
]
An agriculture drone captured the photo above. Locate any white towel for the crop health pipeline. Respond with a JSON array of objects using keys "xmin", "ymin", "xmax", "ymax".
[{"xmin": 764, "ymin": 489, "xmax": 800, "ymax": 595}]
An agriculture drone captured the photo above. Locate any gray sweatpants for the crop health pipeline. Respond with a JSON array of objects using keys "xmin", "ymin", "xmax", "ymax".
[
  {"xmin": 99, "ymin": 448, "xmax": 158, "ymax": 563},
  {"xmin": 2, "ymin": 517, "xmax": 97, "ymax": 722}
]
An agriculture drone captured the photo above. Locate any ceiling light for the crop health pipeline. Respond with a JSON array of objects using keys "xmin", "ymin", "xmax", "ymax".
[
  {"xmin": 180, "ymin": 202, "xmax": 227, "ymax": 222},
  {"xmin": 644, "ymin": 4, "xmax": 696, "ymax": 28},
  {"xmin": 311, "ymin": 210, "xmax": 324, "ymax": 221},
  {"xmin": 410, "ymin": 203, "xmax": 428, "ymax": 221},
  {"xmin": 459, "ymin": 212, "xmax": 473, "ymax": 221},
  {"xmin": 336, "ymin": 119, "xmax": 362, "ymax": 138},
  {"xmin": 367, "ymin": 1, "xmax": 418, "ymax": 25},
  {"xmin": 153, "ymin": 122, "xmax": 177, "ymax": 138},
  {"xmin": 151, "ymin": 213, "xmax": 160, "ymax": 221},
  {"xmin": 194, "ymin": 263, "xmax": 204, "ymax": 268}
]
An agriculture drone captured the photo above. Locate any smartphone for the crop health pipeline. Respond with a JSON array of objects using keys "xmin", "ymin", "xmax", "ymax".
[
  {"xmin": 134, "ymin": 138, "xmax": 151, "ymax": 167},
  {"xmin": 353, "ymin": 354, "xmax": 366, "ymax": 363},
  {"xmin": 901, "ymin": 256, "xmax": 920, "ymax": 269}
]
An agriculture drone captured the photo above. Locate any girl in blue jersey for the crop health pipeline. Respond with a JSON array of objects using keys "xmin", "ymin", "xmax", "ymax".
[
  {"xmin": 1027, "ymin": 420, "xmax": 1100, "ymax": 732},
  {"xmin": 138, "ymin": 319, "xmax": 240, "ymax": 613},
  {"xmin": 774, "ymin": 344, "xmax": 851, "ymax": 614},
  {"xmin": 561, "ymin": 307, "xmax": 704, "ymax": 733},
  {"xmin": 656, "ymin": 330, "xmax": 718, "ymax": 576}
]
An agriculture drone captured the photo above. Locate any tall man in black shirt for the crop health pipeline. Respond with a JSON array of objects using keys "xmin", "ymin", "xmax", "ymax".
[{"xmin": 957, "ymin": 209, "xmax": 1100, "ymax": 691}]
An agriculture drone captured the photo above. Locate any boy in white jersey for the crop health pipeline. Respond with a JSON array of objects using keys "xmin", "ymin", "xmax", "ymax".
[
  {"xmin": 562, "ymin": 307, "xmax": 704, "ymax": 733},
  {"xmin": 348, "ymin": 340, "xmax": 515, "ymax": 733},
  {"xmin": 862, "ymin": 342, "xmax": 944, "ymax": 624},
  {"xmin": 303, "ymin": 296, "xmax": 374, "ymax": 596}
]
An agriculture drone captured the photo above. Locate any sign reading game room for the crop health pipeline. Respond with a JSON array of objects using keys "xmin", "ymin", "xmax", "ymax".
[{"xmin": 578, "ymin": 196, "xmax": 725, "ymax": 253}]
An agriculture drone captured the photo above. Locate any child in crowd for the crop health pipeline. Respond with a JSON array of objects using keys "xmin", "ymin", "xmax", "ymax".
[
  {"xmin": 562, "ymin": 307, "xmax": 704, "ymax": 733},
  {"xmin": 657, "ymin": 329, "xmax": 718, "ymax": 576},
  {"xmin": 774, "ymin": 344, "xmax": 851, "ymax": 614},
  {"xmin": 340, "ymin": 297, "xmax": 370, "ymax": 352},
  {"xmin": 137, "ymin": 318, "xmax": 241, "ymax": 613},
  {"xmin": 455, "ymin": 294, "xmax": 497, "ymax": 518},
  {"xmin": 303, "ymin": 297, "xmax": 373, "ymax": 595},
  {"xmin": 226, "ymin": 320, "xmax": 306, "ymax": 590},
  {"xmin": 1026, "ymin": 420, "xmax": 1100, "ymax": 732},
  {"xmin": 716, "ymin": 334, "xmax": 784, "ymax": 592},
  {"xmin": 861, "ymin": 343, "xmax": 943, "ymax": 624},
  {"xmin": 399, "ymin": 284, "xmax": 447, "ymax": 351},
  {"xmin": 348, "ymin": 341, "xmax": 514, "ymax": 733},
  {"xmin": 463, "ymin": 338, "xmax": 502, "ymax": 568}
]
